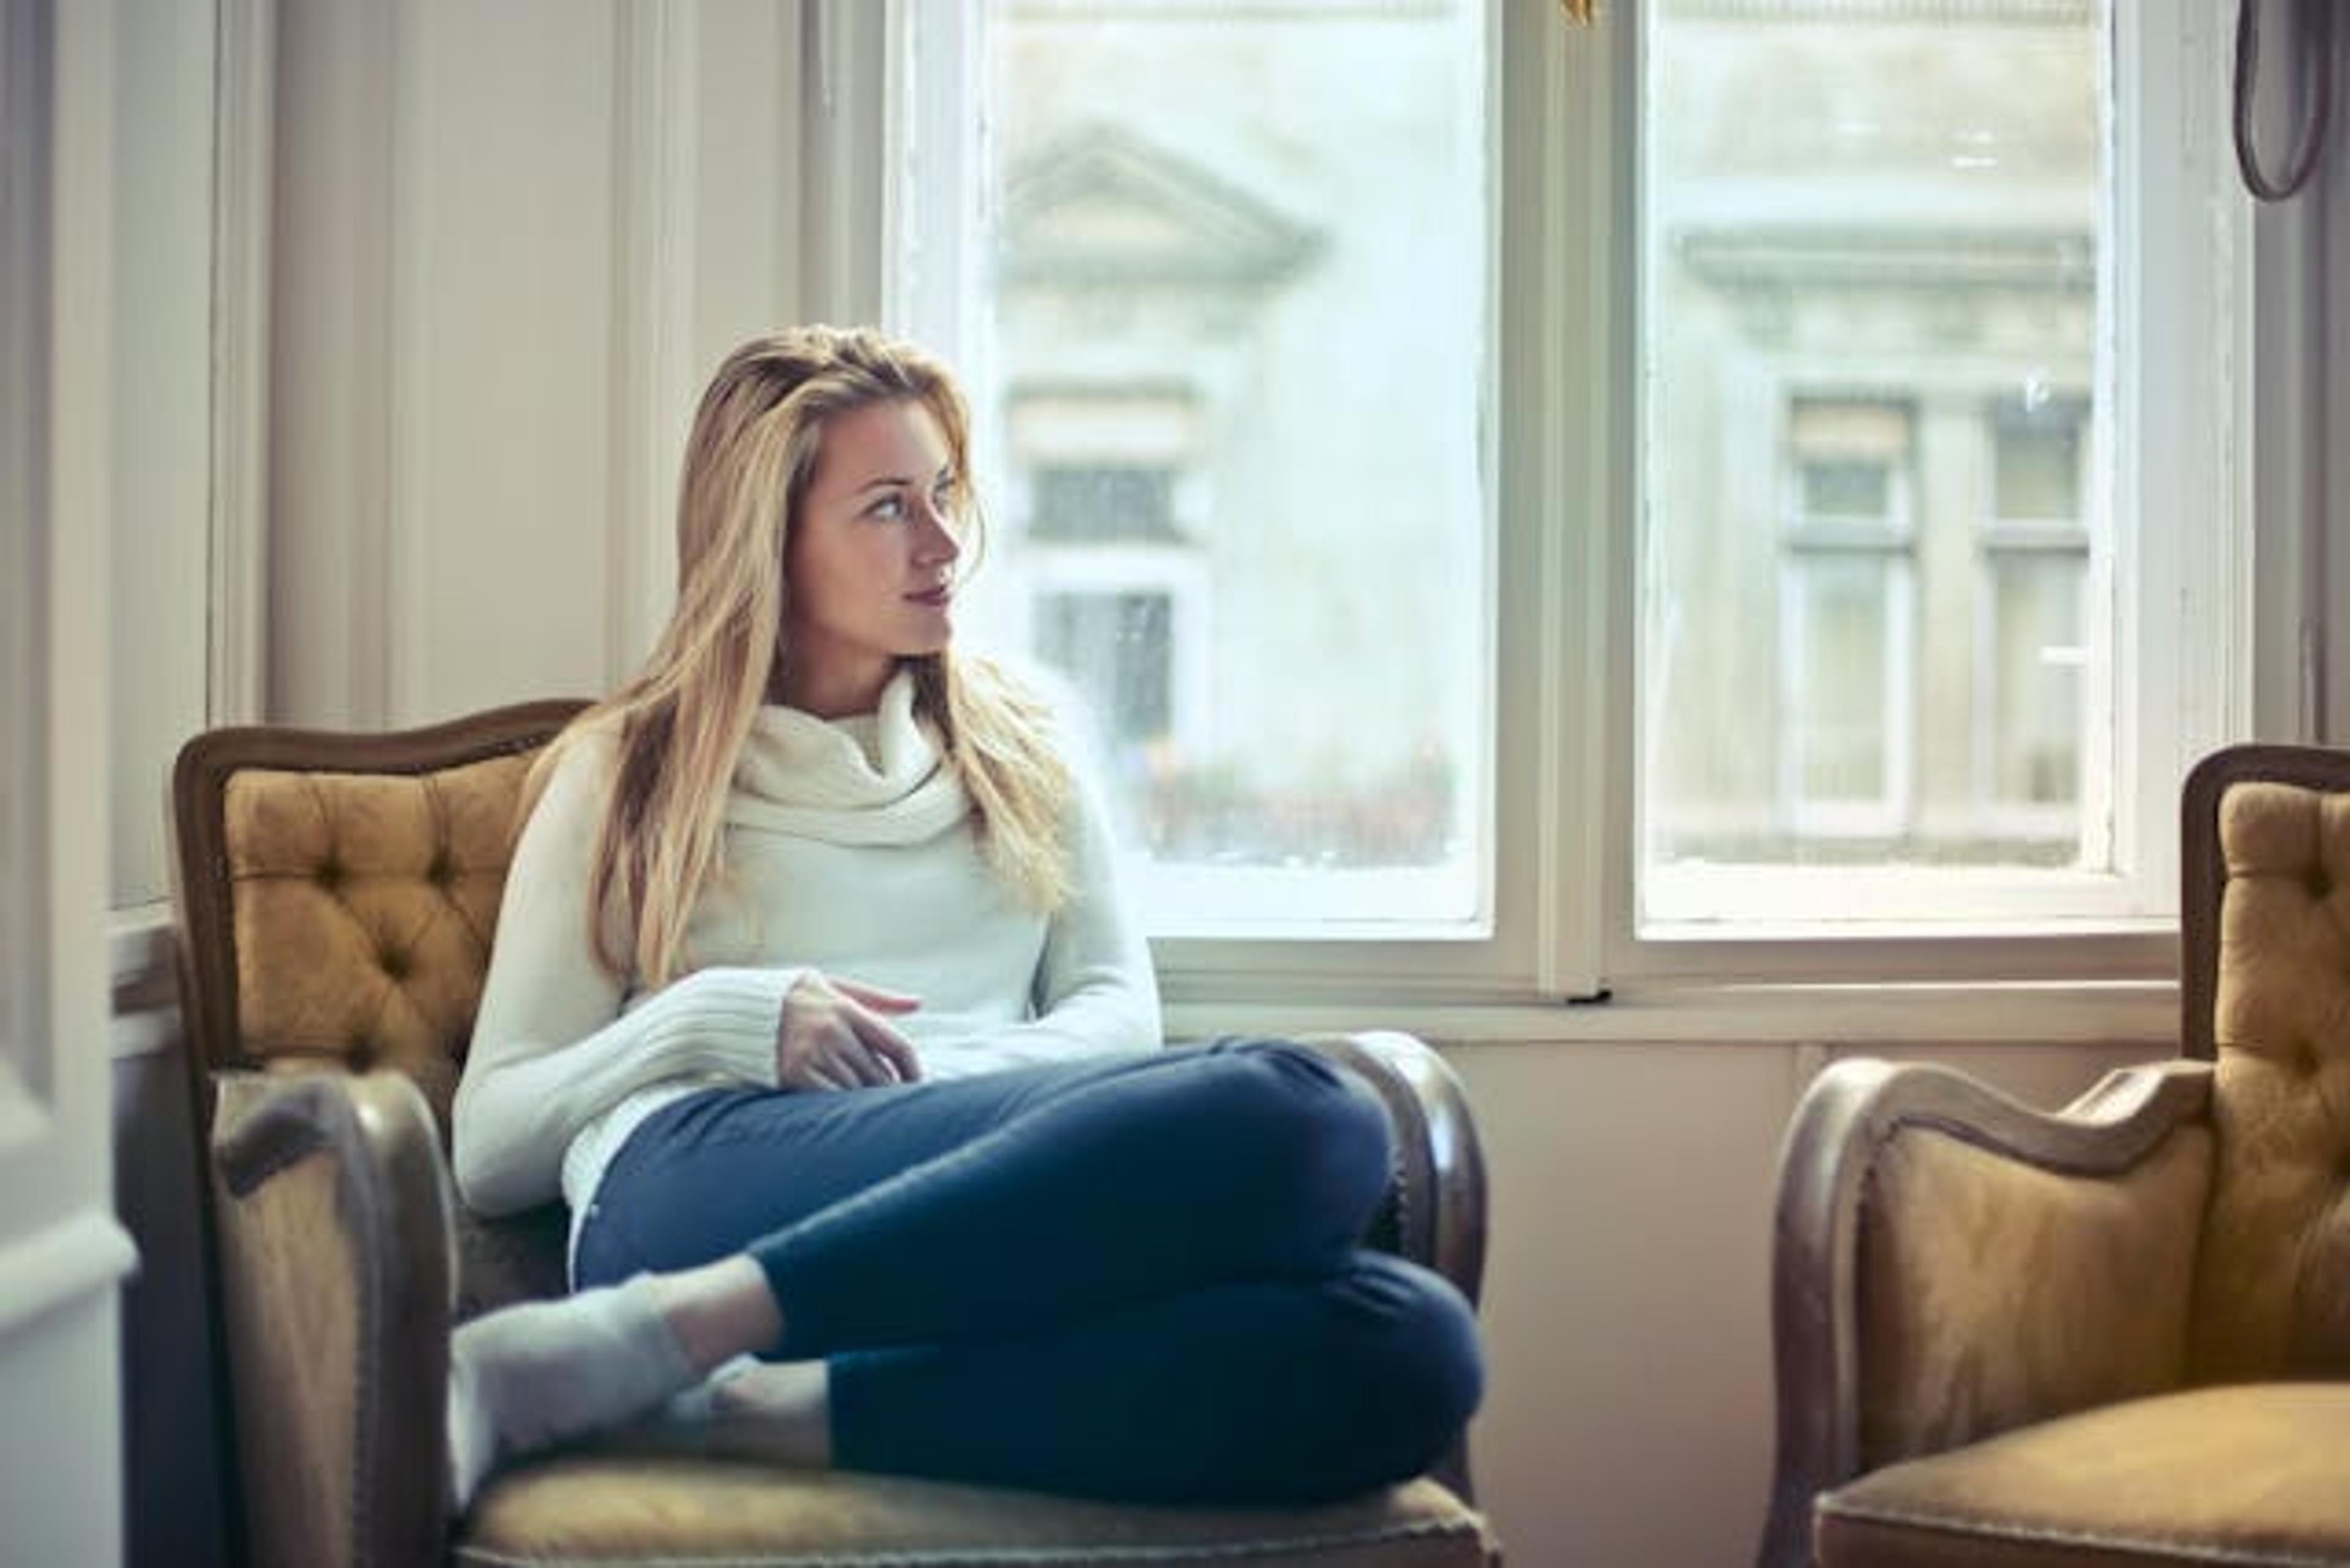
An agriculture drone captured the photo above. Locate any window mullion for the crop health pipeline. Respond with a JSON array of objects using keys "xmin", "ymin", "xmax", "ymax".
[{"xmin": 1519, "ymin": 0, "xmax": 1617, "ymax": 1001}]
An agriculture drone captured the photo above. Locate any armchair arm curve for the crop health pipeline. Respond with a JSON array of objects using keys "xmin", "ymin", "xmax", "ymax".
[
  {"xmin": 209, "ymin": 1068, "xmax": 457, "ymax": 1567},
  {"xmin": 1758, "ymin": 1056, "xmax": 2214, "ymax": 1568}
]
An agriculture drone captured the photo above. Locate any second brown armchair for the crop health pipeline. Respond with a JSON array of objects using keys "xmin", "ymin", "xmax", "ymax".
[{"xmin": 1760, "ymin": 743, "xmax": 2350, "ymax": 1567}]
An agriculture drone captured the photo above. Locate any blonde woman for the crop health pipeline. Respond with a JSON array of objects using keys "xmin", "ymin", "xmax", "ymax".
[{"xmin": 444, "ymin": 326, "xmax": 1481, "ymax": 1510}]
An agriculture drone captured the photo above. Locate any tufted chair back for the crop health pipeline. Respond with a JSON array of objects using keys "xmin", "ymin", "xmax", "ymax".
[
  {"xmin": 2182, "ymin": 745, "xmax": 2350, "ymax": 1383},
  {"xmin": 171, "ymin": 700, "xmax": 590, "ymax": 1314}
]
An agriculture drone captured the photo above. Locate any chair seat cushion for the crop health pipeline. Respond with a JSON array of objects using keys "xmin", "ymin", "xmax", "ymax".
[
  {"xmin": 1816, "ymin": 1383, "xmax": 2350, "ymax": 1567},
  {"xmin": 460, "ymin": 1452, "xmax": 1493, "ymax": 1567}
]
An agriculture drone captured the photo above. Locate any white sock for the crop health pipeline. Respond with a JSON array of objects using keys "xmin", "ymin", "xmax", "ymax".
[
  {"xmin": 446, "ymin": 1275, "xmax": 699, "ymax": 1512},
  {"xmin": 661, "ymin": 1353, "xmax": 760, "ymax": 1422}
]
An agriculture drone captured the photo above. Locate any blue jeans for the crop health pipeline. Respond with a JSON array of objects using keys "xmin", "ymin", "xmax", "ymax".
[{"xmin": 573, "ymin": 1039, "xmax": 1483, "ymax": 1504}]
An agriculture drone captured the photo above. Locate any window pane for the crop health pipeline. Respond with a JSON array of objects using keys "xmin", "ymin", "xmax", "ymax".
[
  {"xmin": 964, "ymin": 0, "xmax": 1491, "ymax": 935},
  {"xmin": 1800, "ymin": 461, "xmax": 1890, "ymax": 523},
  {"xmin": 1641, "ymin": 0, "xmax": 2106, "ymax": 924}
]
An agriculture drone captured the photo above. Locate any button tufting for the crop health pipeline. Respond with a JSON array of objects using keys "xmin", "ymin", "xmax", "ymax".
[
  {"xmin": 315, "ymin": 859, "xmax": 346, "ymax": 892},
  {"xmin": 378, "ymin": 946, "xmax": 412, "ymax": 982},
  {"xmin": 427, "ymin": 853, "xmax": 455, "ymax": 889},
  {"xmin": 2310, "ymin": 864, "xmax": 2337, "ymax": 901},
  {"xmin": 346, "ymin": 1034, "xmax": 377, "ymax": 1069}
]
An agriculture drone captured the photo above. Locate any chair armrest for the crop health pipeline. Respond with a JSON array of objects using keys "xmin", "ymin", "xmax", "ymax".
[
  {"xmin": 210, "ymin": 1068, "xmax": 455, "ymax": 1566},
  {"xmin": 1297, "ymin": 1031, "xmax": 1489, "ymax": 1309},
  {"xmin": 1756, "ymin": 1056, "xmax": 2214, "ymax": 1568}
]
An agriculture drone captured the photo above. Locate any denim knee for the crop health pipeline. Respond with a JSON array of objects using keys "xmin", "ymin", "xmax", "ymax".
[
  {"xmin": 1319, "ymin": 1253, "xmax": 1485, "ymax": 1488},
  {"xmin": 1198, "ymin": 1040, "xmax": 1395, "ymax": 1241}
]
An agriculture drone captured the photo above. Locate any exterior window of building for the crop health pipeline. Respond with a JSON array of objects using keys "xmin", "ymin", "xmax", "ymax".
[
  {"xmin": 1979, "ymin": 396, "xmax": 2090, "ymax": 831},
  {"xmin": 1030, "ymin": 465, "xmax": 1181, "ymax": 544},
  {"xmin": 937, "ymin": 2, "xmax": 1490, "ymax": 936},
  {"xmin": 1026, "ymin": 463, "xmax": 1182, "ymax": 760},
  {"xmin": 1036, "ymin": 589, "xmax": 1174, "ymax": 748},
  {"xmin": 1779, "ymin": 399, "xmax": 1917, "ymax": 838}
]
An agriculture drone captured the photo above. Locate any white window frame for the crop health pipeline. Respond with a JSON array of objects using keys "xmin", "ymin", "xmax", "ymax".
[{"xmin": 859, "ymin": 0, "xmax": 2260, "ymax": 1039}]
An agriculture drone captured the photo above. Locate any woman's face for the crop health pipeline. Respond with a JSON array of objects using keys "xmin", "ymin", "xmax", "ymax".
[{"xmin": 778, "ymin": 397, "xmax": 963, "ymax": 717}]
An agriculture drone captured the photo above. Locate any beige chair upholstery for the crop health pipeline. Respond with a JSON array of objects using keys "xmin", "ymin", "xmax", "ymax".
[
  {"xmin": 169, "ymin": 701, "xmax": 1501, "ymax": 1568},
  {"xmin": 1758, "ymin": 744, "xmax": 2350, "ymax": 1568}
]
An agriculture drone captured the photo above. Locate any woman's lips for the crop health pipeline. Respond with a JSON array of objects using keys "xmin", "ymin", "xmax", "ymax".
[{"xmin": 906, "ymin": 586, "xmax": 953, "ymax": 607}]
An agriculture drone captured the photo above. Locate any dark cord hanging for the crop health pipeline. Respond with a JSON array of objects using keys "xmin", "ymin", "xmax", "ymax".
[{"xmin": 2234, "ymin": 0, "xmax": 2336, "ymax": 202}]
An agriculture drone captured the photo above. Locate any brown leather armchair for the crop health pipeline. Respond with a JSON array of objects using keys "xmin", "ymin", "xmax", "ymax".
[
  {"xmin": 1758, "ymin": 744, "xmax": 2350, "ymax": 1568},
  {"xmin": 170, "ymin": 701, "xmax": 1500, "ymax": 1568}
]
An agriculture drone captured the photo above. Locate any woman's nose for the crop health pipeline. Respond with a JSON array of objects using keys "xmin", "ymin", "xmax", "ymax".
[{"xmin": 916, "ymin": 502, "xmax": 961, "ymax": 562}]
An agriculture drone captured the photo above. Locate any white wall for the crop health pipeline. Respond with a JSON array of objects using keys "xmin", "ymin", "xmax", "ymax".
[
  {"xmin": 1452, "ymin": 1034, "xmax": 2149, "ymax": 1566},
  {"xmin": 269, "ymin": 0, "xmax": 820, "ymax": 730},
  {"xmin": 105, "ymin": 0, "xmax": 212, "ymax": 909}
]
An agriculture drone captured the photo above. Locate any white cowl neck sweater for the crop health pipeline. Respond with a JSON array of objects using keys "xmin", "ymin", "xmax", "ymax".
[{"xmin": 452, "ymin": 670, "xmax": 1162, "ymax": 1267}]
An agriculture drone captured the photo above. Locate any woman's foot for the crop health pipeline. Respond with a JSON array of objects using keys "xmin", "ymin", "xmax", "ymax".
[
  {"xmin": 446, "ymin": 1275, "xmax": 700, "ymax": 1512},
  {"xmin": 704, "ymin": 1359, "xmax": 834, "ymax": 1466}
]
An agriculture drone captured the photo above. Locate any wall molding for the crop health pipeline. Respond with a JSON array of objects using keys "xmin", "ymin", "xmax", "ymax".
[
  {"xmin": 385, "ymin": 2, "xmax": 428, "ymax": 723},
  {"xmin": 606, "ymin": 0, "xmax": 699, "ymax": 686},
  {"xmin": 801, "ymin": 0, "xmax": 889, "ymax": 325},
  {"xmin": 0, "ymin": 1211, "xmax": 138, "ymax": 1345},
  {"xmin": 208, "ymin": 0, "xmax": 273, "ymax": 726},
  {"xmin": 267, "ymin": 0, "xmax": 400, "ymax": 728}
]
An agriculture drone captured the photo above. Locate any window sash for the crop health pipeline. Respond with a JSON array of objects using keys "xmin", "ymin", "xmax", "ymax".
[
  {"xmin": 1622, "ymin": 0, "xmax": 2247, "ymax": 964},
  {"xmin": 882, "ymin": 0, "xmax": 2250, "ymax": 1007}
]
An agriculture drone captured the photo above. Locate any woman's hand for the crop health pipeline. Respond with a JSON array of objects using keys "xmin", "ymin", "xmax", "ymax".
[{"xmin": 775, "ymin": 973, "xmax": 924, "ymax": 1091}]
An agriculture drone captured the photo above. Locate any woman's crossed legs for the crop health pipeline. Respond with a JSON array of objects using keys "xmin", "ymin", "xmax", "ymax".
[{"xmin": 447, "ymin": 1040, "xmax": 1483, "ymax": 1509}]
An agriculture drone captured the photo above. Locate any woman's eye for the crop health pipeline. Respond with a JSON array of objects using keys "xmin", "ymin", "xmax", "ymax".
[{"xmin": 869, "ymin": 494, "xmax": 907, "ymax": 521}]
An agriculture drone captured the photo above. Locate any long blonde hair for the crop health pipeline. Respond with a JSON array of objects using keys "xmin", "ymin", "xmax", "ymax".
[{"xmin": 532, "ymin": 326, "xmax": 1073, "ymax": 988}]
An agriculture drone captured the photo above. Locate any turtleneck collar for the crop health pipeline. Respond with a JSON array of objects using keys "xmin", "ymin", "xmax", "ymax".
[{"xmin": 724, "ymin": 668, "xmax": 971, "ymax": 843}]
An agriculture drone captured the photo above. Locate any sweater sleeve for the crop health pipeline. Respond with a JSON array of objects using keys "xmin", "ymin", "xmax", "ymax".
[
  {"xmin": 983, "ymin": 744, "xmax": 1163, "ymax": 1066},
  {"xmin": 452, "ymin": 734, "xmax": 796, "ymax": 1217}
]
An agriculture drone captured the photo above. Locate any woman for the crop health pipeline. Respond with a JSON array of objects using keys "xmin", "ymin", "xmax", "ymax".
[{"xmin": 446, "ymin": 326, "xmax": 1481, "ymax": 1511}]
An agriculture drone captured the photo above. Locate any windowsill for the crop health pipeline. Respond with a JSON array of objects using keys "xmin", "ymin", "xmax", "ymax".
[
  {"xmin": 112, "ymin": 887, "xmax": 2174, "ymax": 1059},
  {"xmin": 1165, "ymin": 976, "xmax": 2177, "ymax": 1050}
]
